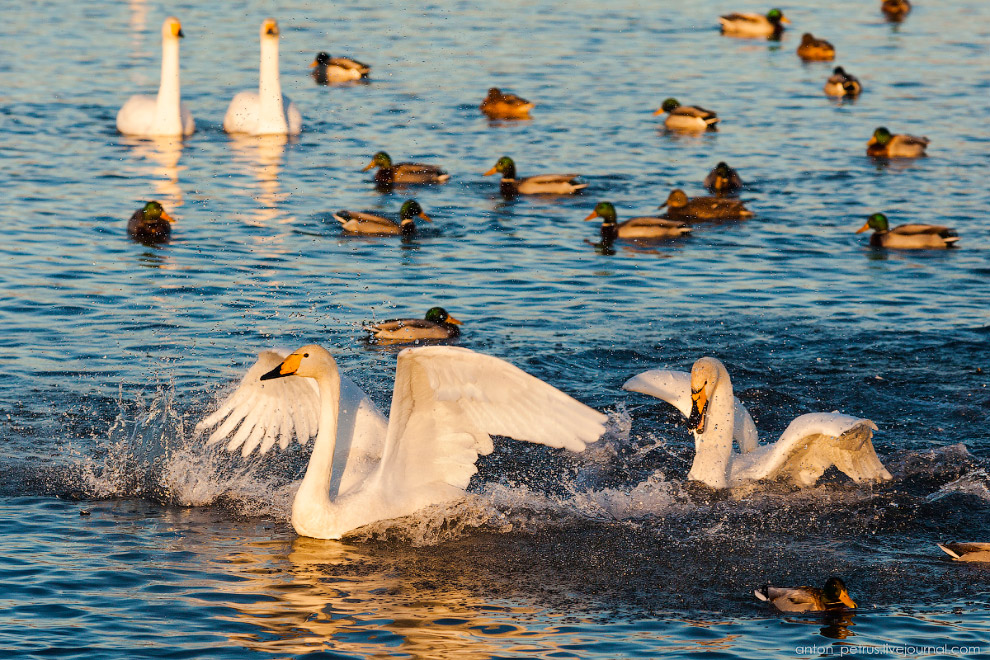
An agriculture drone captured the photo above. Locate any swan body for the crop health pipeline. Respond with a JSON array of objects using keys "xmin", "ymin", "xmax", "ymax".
[
  {"xmin": 116, "ymin": 17, "xmax": 195, "ymax": 137},
  {"xmin": 224, "ymin": 19, "xmax": 302, "ymax": 136},
  {"xmin": 938, "ymin": 542, "xmax": 990, "ymax": 562},
  {"xmin": 623, "ymin": 357, "xmax": 892, "ymax": 489},
  {"xmin": 197, "ymin": 345, "xmax": 606, "ymax": 539}
]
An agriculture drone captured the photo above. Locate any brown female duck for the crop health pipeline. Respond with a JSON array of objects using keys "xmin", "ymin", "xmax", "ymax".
[
  {"xmin": 480, "ymin": 87, "xmax": 534, "ymax": 119},
  {"xmin": 660, "ymin": 189, "xmax": 753, "ymax": 221}
]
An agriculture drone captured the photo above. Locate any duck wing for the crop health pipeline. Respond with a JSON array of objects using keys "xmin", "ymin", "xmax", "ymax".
[
  {"xmin": 756, "ymin": 586, "xmax": 822, "ymax": 612},
  {"xmin": 368, "ymin": 346, "xmax": 606, "ymax": 510},
  {"xmin": 892, "ymin": 223, "xmax": 954, "ymax": 236},
  {"xmin": 196, "ymin": 350, "xmax": 388, "ymax": 493},
  {"xmin": 673, "ymin": 105, "xmax": 717, "ymax": 121},
  {"xmin": 730, "ymin": 413, "xmax": 890, "ymax": 486},
  {"xmin": 622, "ymin": 369, "xmax": 758, "ymax": 453},
  {"xmin": 517, "ymin": 174, "xmax": 588, "ymax": 194},
  {"xmin": 334, "ymin": 210, "xmax": 400, "ymax": 233},
  {"xmin": 329, "ymin": 56, "xmax": 370, "ymax": 73}
]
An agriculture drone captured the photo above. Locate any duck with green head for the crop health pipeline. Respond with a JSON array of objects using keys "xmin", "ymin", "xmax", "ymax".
[
  {"xmin": 585, "ymin": 201, "xmax": 691, "ymax": 244},
  {"xmin": 128, "ymin": 201, "xmax": 175, "ymax": 244},
  {"xmin": 479, "ymin": 87, "xmax": 534, "ymax": 119},
  {"xmin": 484, "ymin": 156, "xmax": 587, "ymax": 196},
  {"xmin": 755, "ymin": 577, "xmax": 857, "ymax": 613},
  {"xmin": 364, "ymin": 306, "xmax": 463, "ymax": 343},
  {"xmin": 856, "ymin": 212, "xmax": 958, "ymax": 249},
  {"xmin": 867, "ymin": 127, "xmax": 929, "ymax": 158},
  {"xmin": 719, "ymin": 8, "xmax": 789, "ymax": 39},
  {"xmin": 824, "ymin": 67, "xmax": 862, "ymax": 97},
  {"xmin": 704, "ymin": 162, "xmax": 743, "ymax": 196},
  {"xmin": 310, "ymin": 51, "xmax": 370, "ymax": 84},
  {"xmin": 660, "ymin": 189, "xmax": 753, "ymax": 221},
  {"xmin": 362, "ymin": 151, "xmax": 450, "ymax": 188},
  {"xmin": 335, "ymin": 199, "xmax": 433, "ymax": 236},
  {"xmin": 797, "ymin": 33, "xmax": 835, "ymax": 61},
  {"xmin": 655, "ymin": 98, "xmax": 718, "ymax": 132}
]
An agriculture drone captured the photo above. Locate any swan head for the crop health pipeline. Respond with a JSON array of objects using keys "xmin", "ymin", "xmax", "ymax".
[
  {"xmin": 261, "ymin": 18, "xmax": 280, "ymax": 39},
  {"xmin": 822, "ymin": 577, "xmax": 857, "ymax": 609},
  {"xmin": 687, "ymin": 357, "xmax": 726, "ymax": 433},
  {"xmin": 260, "ymin": 345, "xmax": 338, "ymax": 381},
  {"xmin": 162, "ymin": 17, "xmax": 184, "ymax": 40}
]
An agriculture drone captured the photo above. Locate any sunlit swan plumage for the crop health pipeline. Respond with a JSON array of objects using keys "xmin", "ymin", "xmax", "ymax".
[
  {"xmin": 116, "ymin": 17, "xmax": 195, "ymax": 137},
  {"xmin": 623, "ymin": 357, "xmax": 892, "ymax": 489},
  {"xmin": 197, "ymin": 345, "xmax": 606, "ymax": 539},
  {"xmin": 223, "ymin": 19, "xmax": 302, "ymax": 136}
]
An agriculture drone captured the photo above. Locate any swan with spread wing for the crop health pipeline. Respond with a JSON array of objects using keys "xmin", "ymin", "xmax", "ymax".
[
  {"xmin": 622, "ymin": 357, "xmax": 891, "ymax": 489},
  {"xmin": 197, "ymin": 345, "xmax": 606, "ymax": 539}
]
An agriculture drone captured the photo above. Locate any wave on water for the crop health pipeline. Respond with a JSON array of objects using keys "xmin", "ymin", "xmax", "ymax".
[{"xmin": 15, "ymin": 384, "xmax": 989, "ymax": 547}]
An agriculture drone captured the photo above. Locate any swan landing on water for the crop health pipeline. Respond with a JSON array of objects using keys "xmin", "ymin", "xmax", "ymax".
[
  {"xmin": 623, "ymin": 357, "xmax": 892, "ymax": 489},
  {"xmin": 196, "ymin": 345, "xmax": 606, "ymax": 539}
]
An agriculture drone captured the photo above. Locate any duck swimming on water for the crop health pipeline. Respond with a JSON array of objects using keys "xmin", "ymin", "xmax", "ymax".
[{"xmin": 364, "ymin": 307, "xmax": 463, "ymax": 343}]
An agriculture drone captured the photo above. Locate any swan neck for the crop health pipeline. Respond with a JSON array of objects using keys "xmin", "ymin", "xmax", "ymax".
[
  {"xmin": 297, "ymin": 372, "xmax": 340, "ymax": 505},
  {"xmin": 154, "ymin": 37, "xmax": 182, "ymax": 133},
  {"xmin": 687, "ymin": 371, "xmax": 735, "ymax": 488},
  {"xmin": 258, "ymin": 36, "xmax": 287, "ymax": 134}
]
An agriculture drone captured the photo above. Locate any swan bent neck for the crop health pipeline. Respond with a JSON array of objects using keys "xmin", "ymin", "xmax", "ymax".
[
  {"xmin": 291, "ymin": 369, "xmax": 341, "ymax": 538},
  {"xmin": 686, "ymin": 360, "xmax": 735, "ymax": 488},
  {"xmin": 257, "ymin": 35, "xmax": 288, "ymax": 135}
]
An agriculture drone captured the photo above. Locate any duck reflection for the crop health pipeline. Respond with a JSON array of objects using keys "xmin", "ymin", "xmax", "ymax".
[
  {"xmin": 216, "ymin": 537, "xmax": 521, "ymax": 658},
  {"xmin": 123, "ymin": 136, "xmax": 185, "ymax": 210},
  {"xmin": 228, "ymin": 134, "xmax": 295, "ymax": 227}
]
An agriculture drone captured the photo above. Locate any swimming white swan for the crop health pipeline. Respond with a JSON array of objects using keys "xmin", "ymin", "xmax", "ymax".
[
  {"xmin": 196, "ymin": 345, "xmax": 606, "ymax": 539},
  {"xmin": 116, "ymin": 17, "xmax": 195, "ymax": 137},
  {"xmin": 223, "ymin": 18, "xmax": 302, "ymax": 136},
  {"xmin": 622, "ymin": 357, "xmax": 892, "ymax": 489}
]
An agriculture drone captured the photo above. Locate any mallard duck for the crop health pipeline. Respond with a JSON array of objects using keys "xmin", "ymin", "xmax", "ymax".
[
  {"xmin": 660, "ymin": 189, "xmax": 753, "ymax": 221},
  {"xmin": 856, "ymin": 213, "xmax": 958, "ymax": 249},
  {"xmin": 334, "ymin": 199, "xmax": 432, "ymax": 236},
  {"xmin": 938, "ymin": 542, "xmax": 990, "ymax": 562},
  {"xmin": 867, "ymin": 127, "xmax": 929, "ymax": 158},
  {"xmin": 362, "ymin": 151, "xmax": 450, "ymax": 188},
  {"xmin": 364, "ymin": 307, "xmax": 463, "ymax": 342},
  {"xmin": 483, "ymin": 156, "xmax": 587, "ymax": 196},
  {"xmin": 719, "ymin": 8, "xmax": 789, "ymax": 38},
  {"xmin": 797, "ymin": 33, "xmax": 836, "ymax": 61},
  {"xmin": 310, "ymin": 51, "xmax": 370, "ymax": 84},
  {"xmin": 479, "ymin": 87, "xmax": 534, "ymax": 119},
  {"xmin": 881, "ymin": 0, "xmax": 911, "ymax": 21},
  {"xmin": 128, "ymin": 201, "xmax": 174, "ymax": 244},
  {"xmin": 824, "ymin": 67, "xmax": 862, "ymax": 97},
  {"xmin": 755, "ymin": 577, "xmax": 857, "ymax": 612},
  {"xmin": 585, "ymin": 202, "xmax": 691, "ymax": 243},
  {"xmin": 654, "ymin": 98, "xmax": 718, "ymax": 132},
  {"xmin": 704, "ymin": 162, "xmax": 743, "ymax": 196}
]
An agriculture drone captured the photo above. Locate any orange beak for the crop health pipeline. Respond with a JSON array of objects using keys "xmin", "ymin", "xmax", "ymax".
[
  {"xmin": 361, "ymin": 161, "xmax": 376, "ymax": 172},
  {"xmin": 866, "ymin": 136, "xmax": 877, "ymax": 146},
  {"xmin": 855, "ymin": 222, "xmax": 871, "ymax": 233},
  {"xmin": 445, "ymin": 315, "xmax": 463, "ymax": 325},
  {"xmin": 310, "ymin": 60, "xmax": 318, "ymax": 68},
  {"xmin": 418, "ymin": 212, "xmax": 433, "ymax": 224},
  {"xmin": 161, "ymin": 210, "xmax": 175, "ymax": 223},
  {"xmin": 653, "ymin": 107, "xmax": 665, "ymax": 116},
  {"xmin": 839, "ymin": 591, "xmax": 857, "ymax": 609},
  {"xmin": 483, "ymin": 166, "xmax": 497, "ymax": 176},
  {"xmin": 584, "ymin": 210, "xmax": 600, "ymax": 221},
  {"xmin": 780, "ymin": 16, "xmax": 791, "ymax": 24}
]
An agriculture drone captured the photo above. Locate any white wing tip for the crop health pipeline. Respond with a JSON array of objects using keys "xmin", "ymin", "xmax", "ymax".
[
  {"xmin": 754, "ymin": 588, "xmax": 769, "ymax": 602},
  {"xmin": 937, "ymin": 543, "xmax": 960, "ymax": 559}
]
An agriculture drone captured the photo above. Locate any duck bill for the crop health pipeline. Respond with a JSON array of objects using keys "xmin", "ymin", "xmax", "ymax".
[
  {"xmin": 584, "ymin": 210, "xmax": 600, "ymax": 222},
  {"xmin": 309, "ymin": 60, "xmax": 318, "ymax": 68},
  {"xmin": 658, "ymin": 201, "xmax": 668, "ymax": 209},
  {"xmin": 361, "ymin": 161, "xmax": 376, "ymax": 172},
  {"xmin": 446, "ymin": 315, "xmax": 463, "ymax": 325},
  {"xmin": 260, "ymin": 353, "xmax": 301, "ymax": 381},
  {"xmin": 866, "ymin": 136, "xmax": 877, "ymax": 146},
  {"xmin": 418, "ymin": 212, "xmax": 433, "ymax": 224},
  {"xmin": 780, "ymin": 16, "xmax": 791, "ymax": 24},
  {"xmin": 839, "ymin": 591, "xmax": 857, "ymax": 608},
  {"xmin": 855, "ymin": 222, "xmax": 871, "ymax": 233},
  {"xmin": 653, "ymin": 107, "xmax": 665, "ymax": 116},
  {"xmin": 687, "ymin": 387, "xmax": 708, "ymax": 432},
  {"xmin": 160, "ymin": 211, "xmax": 175, "ymax": 223},
  {"xmin": 483, "ymin": 166, "xmax": 498, "ymax": 176}
]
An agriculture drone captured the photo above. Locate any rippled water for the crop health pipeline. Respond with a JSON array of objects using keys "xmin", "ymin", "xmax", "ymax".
[{"xmin": 2, "ymin": 0, "xmax": 990, "ymax": 657}]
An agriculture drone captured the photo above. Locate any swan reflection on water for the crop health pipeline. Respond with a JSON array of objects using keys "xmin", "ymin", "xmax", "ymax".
[
  {"xmin": 228, "ymin": 134, "xmax": 295, "ymax": 228},
  {"xmin": 122, "ymin": 136, "xmax": 185, "ymax": 210}
]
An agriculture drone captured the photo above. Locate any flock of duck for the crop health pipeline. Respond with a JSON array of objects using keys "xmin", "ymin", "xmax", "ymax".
[{"xmin": 115, "ymin": 1, "xmax": 986, "ymax": 614}]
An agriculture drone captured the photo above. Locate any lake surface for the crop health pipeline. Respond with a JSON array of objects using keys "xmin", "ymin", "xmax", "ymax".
[{"xmin": 2, "ymin": 0, "xmax": 989, "ymax": 658}]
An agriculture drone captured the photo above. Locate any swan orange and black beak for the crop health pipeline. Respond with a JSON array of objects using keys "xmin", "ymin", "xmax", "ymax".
[
  {"xmin": 687, "ymin": 384, "xmax": 709, "ymax": 432},
  {"xmin": 261, "ymin": 353, "xmax": 301, "ymax": 381}
]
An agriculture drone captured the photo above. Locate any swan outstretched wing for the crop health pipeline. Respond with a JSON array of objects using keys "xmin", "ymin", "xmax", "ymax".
[
  {"xmin": 196, "ymin": 350, "xmax": 388, "ymax": 465},
  {"xmin": 622, "ymin": 369, "xmax": 758, "ymax": 453},
  {"xmin": 372, "ymin": 346, "xmax": 607, "ymax": 503},
  {"xmin": 731, "ymin": 413, "xmax": 891, "ymax": 486}
]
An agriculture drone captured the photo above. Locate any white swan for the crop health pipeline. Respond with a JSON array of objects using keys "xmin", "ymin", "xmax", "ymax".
[
  {"xmin": 223, "ymin": 18, "xmax": 302, "ymax": 136},
  {"xmin": 622, "ymin": 357, "xmax": 892, "ymax": 489},
  {"xmin": 117, "ymin": 17, "xmax": 195, "ymax": 137},
  {"xmin": 196, "ymin": 345, "xmax": 606, "ymax": 539}
]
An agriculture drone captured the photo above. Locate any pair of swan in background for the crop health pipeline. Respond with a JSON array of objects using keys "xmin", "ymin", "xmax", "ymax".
[
  {"xmin": 118, "ymin": 17, "xmax": 300, "ymax": 138},
  {"xmin": 198, "ymin": 347, "xmax": 891, "ymax": 539}
]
